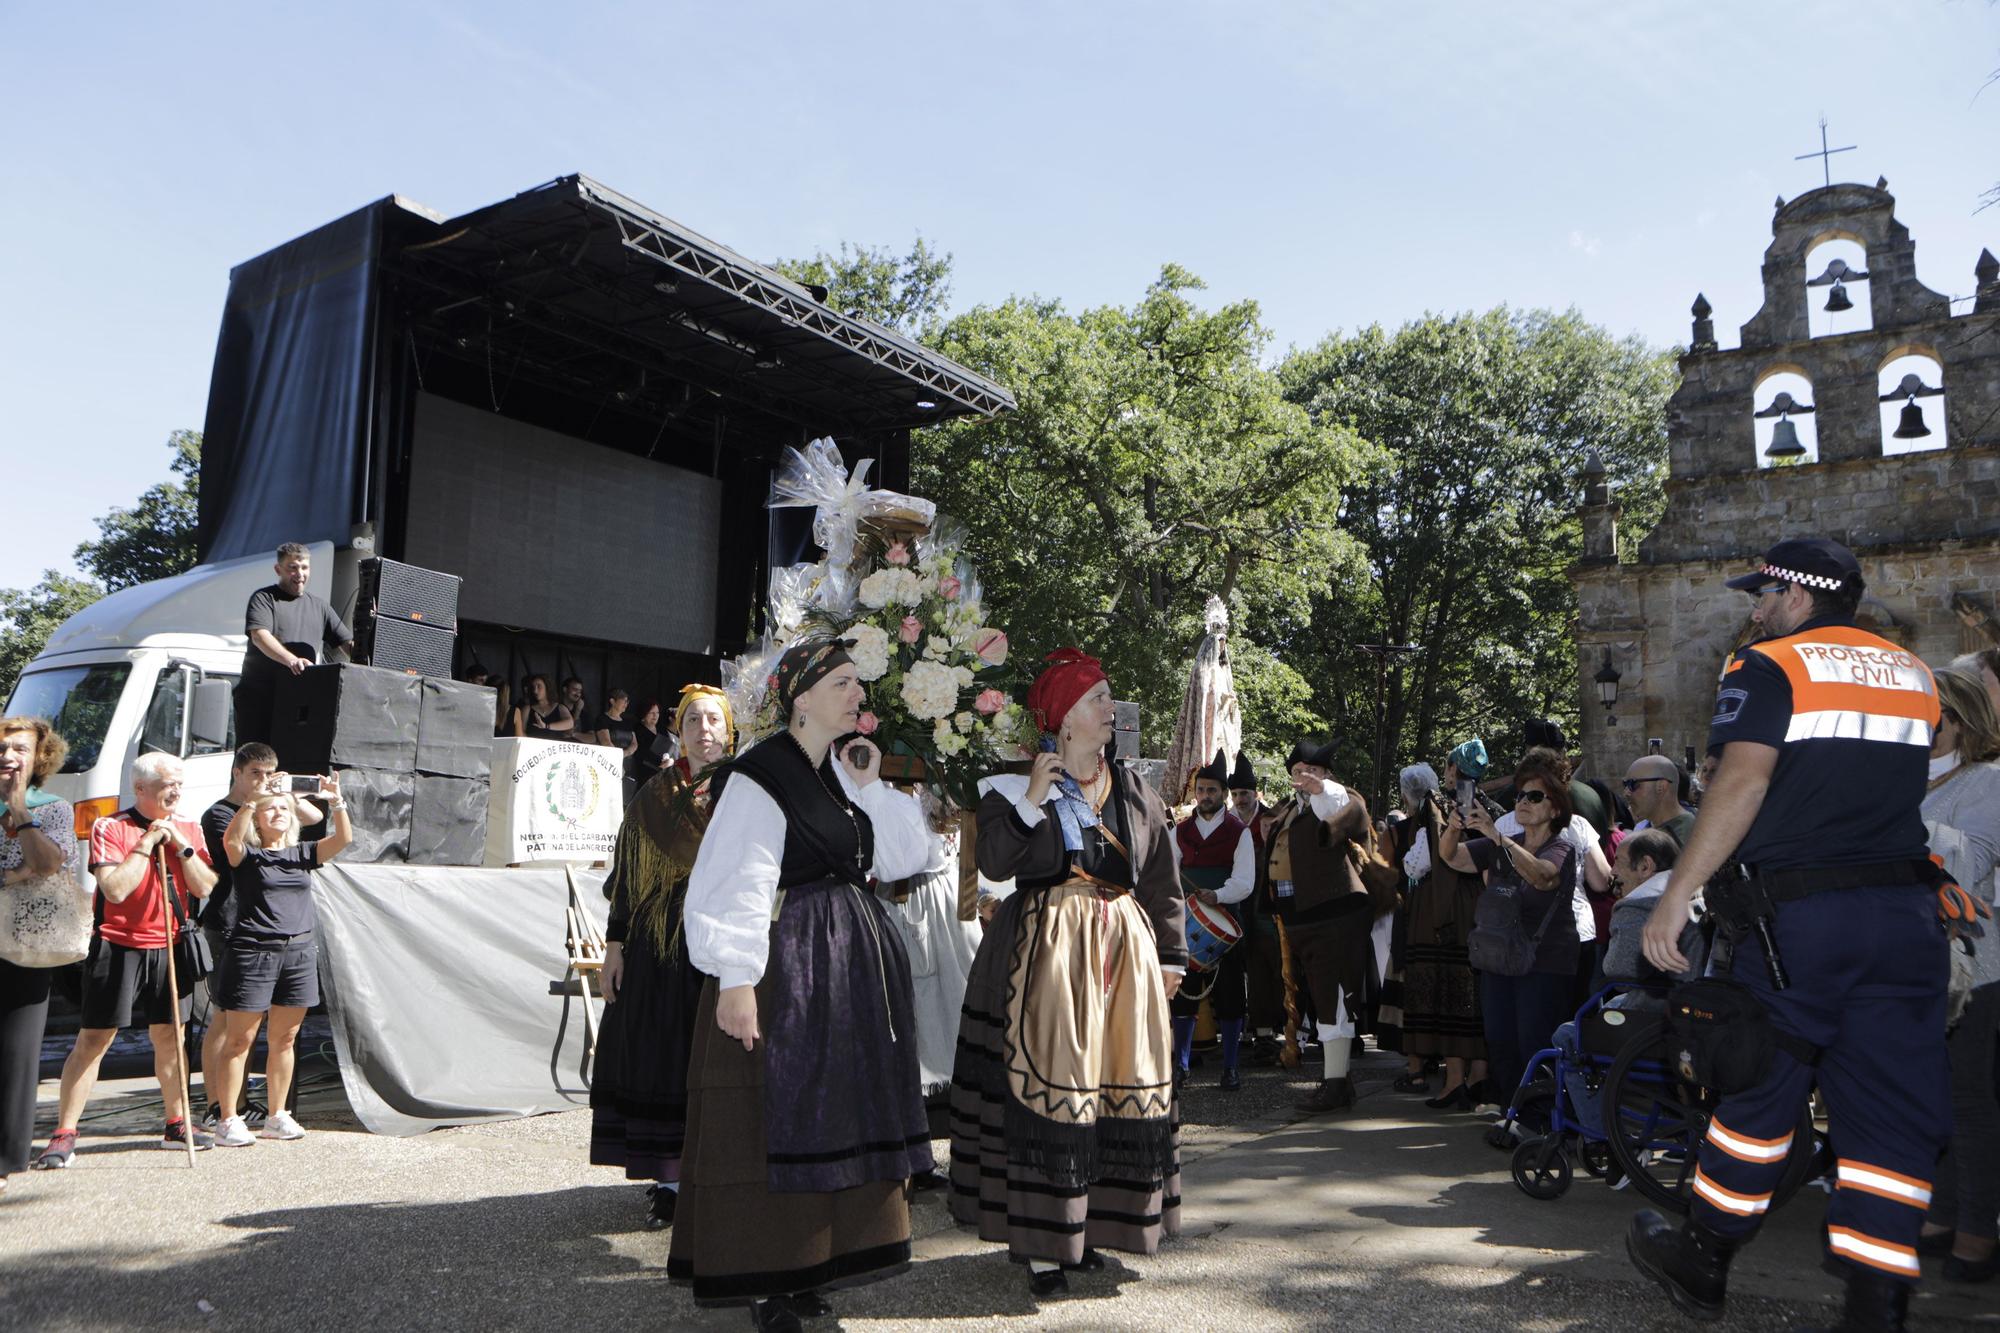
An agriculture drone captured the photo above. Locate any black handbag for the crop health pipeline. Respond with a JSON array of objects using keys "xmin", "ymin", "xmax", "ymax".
[
  {"xmin": 1664, "ymin": 977, "xmax": 1819, "ymax": 1093},
  {"xmin": 1467, "ymin": 852, "xmax": 1570, "ymax": 977},
  {"xmin": 159, "ymin": 851, "xmax": 213, "ymax": 997}
]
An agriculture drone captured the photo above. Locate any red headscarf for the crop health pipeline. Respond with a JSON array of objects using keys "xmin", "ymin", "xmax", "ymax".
[{"xmin": 1026, "ymin": 647, "xmax": 1107, "ymax": 736}]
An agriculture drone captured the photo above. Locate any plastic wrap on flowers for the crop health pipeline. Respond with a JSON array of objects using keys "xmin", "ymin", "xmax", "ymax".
[
  {"xmin": 767, "ymin": 562, "xmax": 824, "ymax": 637},
  {"xmin": 915, "ymin": 514, "xmax": 967, "ymax": 568},
  {"xmin": 719, "ymin": 636, "xmax": 789, "ymax": 749},
  {"xmin": 767, "ymin": 437, "xmax": 937, "ymax": 575}
]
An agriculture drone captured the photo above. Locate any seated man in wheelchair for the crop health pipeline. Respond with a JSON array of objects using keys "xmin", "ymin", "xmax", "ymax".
[{"xmin": 1552, "ymin": 830, "xmax": 1705, "ymax": 1129}]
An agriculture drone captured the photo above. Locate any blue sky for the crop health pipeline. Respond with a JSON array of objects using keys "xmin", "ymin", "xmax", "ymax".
[{"xmin": 2, "ymin": 2, "xmax": 1995, "ymax": 593}]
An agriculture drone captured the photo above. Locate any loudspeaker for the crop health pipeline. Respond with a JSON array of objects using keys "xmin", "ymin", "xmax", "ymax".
[
  {"xmin": 363, "ymin": 616, "xmax": 457, "ymax": 678},
  {"xmin": 328, "ymin": 764, "xmax": 414, "ymax": 864},
  {"xmin": 273, "ymin": 665, "xmax": 421, "ymax": 774},
  {"xmin": 411, "ymin": 774, "xmax": 489, "ymax": 866},
  {"xmin": 360, "ymin": 557, "xmax": 460, "ymax": 631},
  {"xmin": 417, "ymin": 678, "xmax": 496, "ymax": 779}
]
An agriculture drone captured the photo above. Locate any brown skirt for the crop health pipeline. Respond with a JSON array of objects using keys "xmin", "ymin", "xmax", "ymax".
[
  {"xmin": 1400, "ymin": 875, "xmax": 1486, "ymax": 1060},
  {"xmin": 666, "ymin": 977, "xmax": 913, "ymax": 1305},
  {"xmin": 948, "ymin": 881, "xmax": 1181, "ymax": 1266}
]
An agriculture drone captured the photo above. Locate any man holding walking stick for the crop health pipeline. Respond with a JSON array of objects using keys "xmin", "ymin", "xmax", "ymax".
[{"xmin": 33, "ymin": 754, "xmax": 217, "ymax": 1168}]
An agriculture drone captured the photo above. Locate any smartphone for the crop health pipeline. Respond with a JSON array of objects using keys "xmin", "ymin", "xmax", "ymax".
[
  {"xmin": 288, "ymin": 775, "xmax": 323, "ymax": 795},
  {"xmin": 1454, "ymin": 776, "xmax": 1476, "ymax": 813}
]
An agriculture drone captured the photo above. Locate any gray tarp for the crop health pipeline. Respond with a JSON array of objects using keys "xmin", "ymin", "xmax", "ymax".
[{"xmin": 314, "ymin": 861, "xmax": 610, "ymax": 1136}]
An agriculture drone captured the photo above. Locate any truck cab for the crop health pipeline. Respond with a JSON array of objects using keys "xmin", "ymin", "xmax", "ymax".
[{"xmin": 4, "ymin": 542, "xmax": 349, "ymax": 852}]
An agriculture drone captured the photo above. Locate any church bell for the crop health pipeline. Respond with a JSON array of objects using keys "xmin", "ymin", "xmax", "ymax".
[
  {"xmin": 1823, "ymin": 281, "xmax": 1853, "ymax": 313},
  {"xmin": 1893, "ymin": 399, "xmax": 1931, "ymax": 440},
  {"xmin": 1766, "ymin": 416, "xmax": 1807, "ymax": 459}
]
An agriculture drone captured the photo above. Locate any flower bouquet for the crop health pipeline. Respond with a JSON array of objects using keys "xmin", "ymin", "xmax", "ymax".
[{"xmin": 722, "ymin": 442, "xmax": 1030, "ymax": 811}]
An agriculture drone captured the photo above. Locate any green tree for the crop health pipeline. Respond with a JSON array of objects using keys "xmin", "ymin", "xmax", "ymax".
[
  {"xmin": 1278, "ymin": 309, "xmax": 1676, "ymax": 799},
  {"xmin": 775, "ymin": 237, "xmax": 954, "ymax": 337},
  {"xmin": 0, "ymin": 572, "xmax": 104, "ymax": 702},
  {"xmin": 0, "ymin": 431, "xmax": 203, "ymax": 701},
  {"xmin": 74, "ymin": 430, "xmax": 201, "ymax": 591},
  {"xmin": 918, "ymin": 266, "xmax": 1371, "ymax": 760}
]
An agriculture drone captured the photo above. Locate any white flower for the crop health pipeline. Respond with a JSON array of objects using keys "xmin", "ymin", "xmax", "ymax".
[
  {"xmin": 924, "ymin": 634, "xmax": 953, "ymax": 662},
  {"xmin": 955, "ymin": 710, "xmax": 977, "ymax": 734},
  {"xmin": 931, "ymin": 716, "xmax": 968, "ymax": 757},
  {"xmin": 901, "ymin": 659, "xmax": 960, "ymax": 721},
  {"xmin": 951, "ymin": 664, "xmax": 975, "ymax": 689},
  {"xmin": 858, "ymin": 569, "xmax": 899, "ymax": 610},
  {"xmin": 845, "ymin": 623, "xmax": 891, "ymax": 681}
]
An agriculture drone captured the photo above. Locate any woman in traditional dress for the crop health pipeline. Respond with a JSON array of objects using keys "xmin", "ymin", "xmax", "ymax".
[
  {"xmin": 948, "ymin": 647, "xmax": 1185, "ymax": 1300},
  {"xmin": 588, "ymin": 683, "xmax": 733, "ymax": 1230},
  {"xmin": 890, "ymin": 788, "xmax": 983, "ymax": 1103},
  {"xmin": 669, "ymin": 638, "xmax": 934, "ymax": 1333},
  {"xmin": 1389, "ymin": 762, "xmax": 1488, "ymax": 1109}
]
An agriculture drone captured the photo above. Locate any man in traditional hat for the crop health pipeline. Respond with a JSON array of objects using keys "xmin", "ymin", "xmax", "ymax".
[
  {"xmin": 1259, "ymin": 739, "xmax": 1376, "ymax": 1113},
  {"xmin": 1627, "ymin": 538, "xmax": 1953, "ymax": 1332},
  {"xmin": 1170, "ymin": 751, "xmax": 1257, "ymax": 1090},
  {"xmin": 1228, "ymin": 752, "xmax": 1286, "ymax": 1065}
]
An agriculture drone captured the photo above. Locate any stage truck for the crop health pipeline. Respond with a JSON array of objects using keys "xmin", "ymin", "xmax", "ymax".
[{"xmin": 8, "ymin": 174, "xmax": 1012, "ymax": 839}]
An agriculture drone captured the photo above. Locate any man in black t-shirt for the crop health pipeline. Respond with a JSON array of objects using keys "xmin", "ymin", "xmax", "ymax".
[{"xmin": 235, "ymin": 543, "xmax": 354, "ymax": 749}]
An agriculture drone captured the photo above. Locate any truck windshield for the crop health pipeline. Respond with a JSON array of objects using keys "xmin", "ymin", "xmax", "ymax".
[{"xmin": 4, "ymin": 664, "xmax": 132, "ymax": 774}]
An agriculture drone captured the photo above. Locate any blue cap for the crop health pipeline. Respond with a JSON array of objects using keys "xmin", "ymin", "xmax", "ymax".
[{"xmin": 1449, "ymin": 738, "xmax": 1488, "ymax": 780}]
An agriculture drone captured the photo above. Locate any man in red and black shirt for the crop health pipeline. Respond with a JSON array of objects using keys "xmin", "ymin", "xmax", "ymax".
[
  {"xmin": 34, "ymin": 753, "xmax": 218, "ymax": 1167},
  {"xmin": 1170, "ymin": 751, "xmax": 1256, "ymax": 1090}
]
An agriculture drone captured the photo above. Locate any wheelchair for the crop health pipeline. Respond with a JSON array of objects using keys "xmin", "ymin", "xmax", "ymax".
[{"xmin": 1501, "ymin": 982, "xmax": 1822, "ymax": 1215}]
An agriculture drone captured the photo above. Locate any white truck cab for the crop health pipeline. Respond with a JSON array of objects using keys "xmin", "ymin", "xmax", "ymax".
[{"xmin": 4, "ymin": 542, "xmax": 350, "ymax": 850}]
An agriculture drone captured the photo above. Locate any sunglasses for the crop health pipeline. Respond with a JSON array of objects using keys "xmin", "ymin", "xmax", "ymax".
[
  {"xmin": 1621, "ymin": 777, "xmax": 1668, "ymax": 792},
  {"xmin": 1515, "ymin": 790, "xmax": 1549, "ymax": 805}
]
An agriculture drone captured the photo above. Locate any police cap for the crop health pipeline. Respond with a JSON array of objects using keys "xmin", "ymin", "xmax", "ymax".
[{"xmin": 1723, "ymin": 536, "xmax": 1862, "ymax": 594}]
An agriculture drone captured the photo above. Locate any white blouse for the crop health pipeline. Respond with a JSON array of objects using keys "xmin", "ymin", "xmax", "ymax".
[{"xmin": 683, "ymin": 760, "xmax": 933, "ymax": 991}]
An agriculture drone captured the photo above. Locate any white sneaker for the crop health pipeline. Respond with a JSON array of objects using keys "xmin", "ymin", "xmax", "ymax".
[
  {"xmin": 216, "ymin": 1116, "xmax": 256, "ymax": 1148},
  {"xmin": 259, "ymin": 1110, "xmax": 305, "ymax": 1141}
]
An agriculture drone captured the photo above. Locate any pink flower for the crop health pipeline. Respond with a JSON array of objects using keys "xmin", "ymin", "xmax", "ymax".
[
  {"xmin": 974, "ymin": 688, "xmax": 1007, "ymax": 716},
  {"xmin": 766, "ymin": 673, "xmax": 779, "ymax": 691},
  {"xmin": 855, "ymin": 711, "xmax": 880, "ymax": 735},
  {"xmin": 899, "ymin": 615, "xmax": 923, "ymax": 644},
  {"xmin": 970, "ymin": 628, "xmax": 1009, "ymax": 666},
  {"xmin": 938, "ymin": 575, "xmax": 962, "ymax": 600},
  {"xmin": 884, "ymin": 541, "xmax": 910, "ymax": 567}
]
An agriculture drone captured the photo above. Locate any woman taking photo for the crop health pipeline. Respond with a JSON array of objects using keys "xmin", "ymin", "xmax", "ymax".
[
  {"xmin": 210, "ymin": 775, "xmax": 352, "ymax": 1147},
  {"xmin": 0, "ymin": 717, "xmax": 79, "ymax": 1194},
  {"xmin": 1392, "ymin": 763, "xmax": 1488, "ymax": 1109},
  {"xmin": 668, "ymin": 638, "xmax": 933, "ymax": 1333},
  {"xmin": 513, "ymin": 674, "xmax": 574, "ymax": 739},
  {"xmin": 948, "ymin": 648, "xmax": 1185, "ymax": 1301},
  {"xmin": 589, "ymin": 683, "xmax": 732, "ymax": 1230},
  {"xmin": 1438, "ymin": 750, "xmax": 1579, "ymax": 1138}
]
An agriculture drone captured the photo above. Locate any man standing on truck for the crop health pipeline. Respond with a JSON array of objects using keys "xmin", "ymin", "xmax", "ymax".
[{"xmin": 235, "ymin": 543, "xmax": 354, "ymax": 751}]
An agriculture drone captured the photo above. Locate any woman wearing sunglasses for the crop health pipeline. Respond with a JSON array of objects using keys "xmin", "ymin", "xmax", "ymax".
[{"xmin": 1438, "ymin": 749, "xmax": 1581, "ymax": 1132}]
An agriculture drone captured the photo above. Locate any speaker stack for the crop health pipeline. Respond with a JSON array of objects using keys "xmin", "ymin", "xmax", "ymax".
[
  {"xmin": 357, "ymin": 557, "xmax": 460, "ymax": 678},
  {"xmin": 272, "ymin": 663, "xmax": 493, "ymax": 866}
]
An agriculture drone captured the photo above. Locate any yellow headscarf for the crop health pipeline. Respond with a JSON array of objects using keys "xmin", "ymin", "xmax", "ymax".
[{"xmin": 672, "ymin": 683, "xmax": 735, "ymax": 753}]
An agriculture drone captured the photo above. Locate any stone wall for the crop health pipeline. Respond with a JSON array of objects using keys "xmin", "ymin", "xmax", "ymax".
[{"xmin": 1573, "ymin": 181, "xmax": 2000, "ymax": 782}]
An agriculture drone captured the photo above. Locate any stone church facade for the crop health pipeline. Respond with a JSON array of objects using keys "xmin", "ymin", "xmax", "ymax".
[{"xmin": 1574, "ymin": 181, "xmax": 2000, "ymax": 779}]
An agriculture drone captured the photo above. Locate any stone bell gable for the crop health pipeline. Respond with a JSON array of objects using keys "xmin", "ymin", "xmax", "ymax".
[{"xmin": 1573, "ymin": 180, "xmax": 2000, "ymax": 780}]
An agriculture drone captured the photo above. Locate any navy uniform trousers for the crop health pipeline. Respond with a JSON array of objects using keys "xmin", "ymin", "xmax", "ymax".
[{"xmin": 1689, "ymin": 884, "xmax": 1948, "ymax": 1285}]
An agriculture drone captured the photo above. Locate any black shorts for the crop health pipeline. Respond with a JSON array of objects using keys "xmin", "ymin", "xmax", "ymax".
[
  {"xmin": 80, "ymin": 939, "xmax": 192, "ymax": 1030},
  {"xmin": 214, "ymin": 934, "xmax": 319, "ymax": 1013}
]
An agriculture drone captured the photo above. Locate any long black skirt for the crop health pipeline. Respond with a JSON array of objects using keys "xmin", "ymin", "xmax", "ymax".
[{"xmin": 588, "ymin": 924, "xmax": 704, "ymax": 1182}]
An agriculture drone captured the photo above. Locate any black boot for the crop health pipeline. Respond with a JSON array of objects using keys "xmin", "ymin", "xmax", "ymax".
[
  {"xmin": 748, "ymin": 1299, "xmax": 803, "ymax": 1332},
  {"xmin": 781, "ymin": 1290, "xmax": 832, "ymax": 1318},
  {"xmin": 1295, "ymin": 1077, "xmax": 1355, "ymax": 1114},
  {"xmin": 1028, "ymin": 1265, "xmax": 1069, "ymax": 1298},
  {"xmin": 645, "ymin": 1184, "xmax": 675, "ymax": 1230},
  {"xmin": 1062, "ymin": 1247, "xmax": 1105, "ymax": 1273},
  {"xmin": 1626, "ymin": 1210, "xmax": 1736, "ymax": 1321},
  {"xmin": 1793, "ymin": 1268, "xmax": 1912, "ymax": 1333}
]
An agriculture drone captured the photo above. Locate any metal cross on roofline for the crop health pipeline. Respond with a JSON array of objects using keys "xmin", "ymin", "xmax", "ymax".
[{"xmin": 1794, "ymin": 115, "xmax": 1857, "ymax": 190}]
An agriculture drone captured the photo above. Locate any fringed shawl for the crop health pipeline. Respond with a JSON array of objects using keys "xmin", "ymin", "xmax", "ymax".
[{"xmin": 604, "ymin": 760, "xmax": 718, "ymax": 957}]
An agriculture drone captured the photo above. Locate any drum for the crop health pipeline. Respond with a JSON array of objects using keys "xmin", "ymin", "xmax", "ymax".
[{"xmin": 1184, "ymin": 897, "xmax": 1243, "ymax": 972}]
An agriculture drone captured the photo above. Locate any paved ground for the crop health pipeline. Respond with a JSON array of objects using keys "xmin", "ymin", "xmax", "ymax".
[{"xmin": 2, "ymin": 1047, "xmax": 1994, "ymax": 1331}]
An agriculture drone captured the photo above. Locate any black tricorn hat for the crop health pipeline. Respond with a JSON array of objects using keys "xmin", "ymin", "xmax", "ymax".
[
  {"xmin": 1286, "ymin": 738, "xmax": 1338, "ymax": 771},
  {"xmin": 1227, "ymin": 751, "xmax": 1257, "ymax": 791},
  {"xmin": 1194, "ymin": 749, "xmax": 1230, "ymax": 787}
]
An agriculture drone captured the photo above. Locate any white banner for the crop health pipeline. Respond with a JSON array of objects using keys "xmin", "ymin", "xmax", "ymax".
[{"xmin": 483, "ymin": 738, "xmax": 625, "ymax": 866}]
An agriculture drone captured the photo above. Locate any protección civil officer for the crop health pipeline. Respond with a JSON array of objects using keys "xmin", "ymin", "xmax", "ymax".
[{"xmin": 1629, "ymin": 537, "xmax": 1950, "ymax": 1333}]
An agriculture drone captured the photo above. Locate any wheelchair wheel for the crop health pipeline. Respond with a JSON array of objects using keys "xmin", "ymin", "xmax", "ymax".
[
  {"xmin": 1511, "ymin": 1136, "xmax": 1572, "ymax": 1200},
  {"xmin": 1601, "ymin": 1018, "xmax": 1818, "ymax": 1217}
]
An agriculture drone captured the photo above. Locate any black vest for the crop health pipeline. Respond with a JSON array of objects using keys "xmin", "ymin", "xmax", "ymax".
[{"xmin": 722, "ymin": 735, "xmax": 877, "ymax": 888}]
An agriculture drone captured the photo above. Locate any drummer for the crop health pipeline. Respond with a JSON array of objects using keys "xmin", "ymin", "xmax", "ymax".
[{"xmin": 1170, "ymin": 751, "xmax": 1258, "ymax": 1090}]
